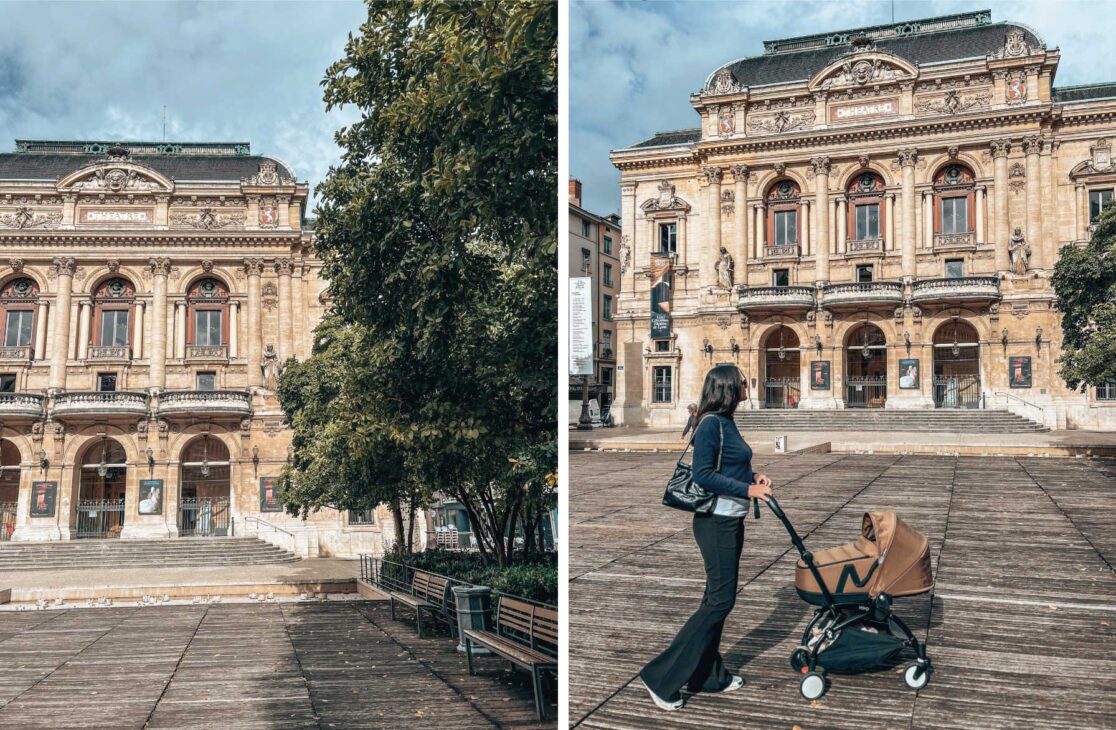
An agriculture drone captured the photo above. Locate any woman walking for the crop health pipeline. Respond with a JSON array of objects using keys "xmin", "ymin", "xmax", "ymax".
[{"xmin": 641, "ymin": 364, "xmax": 773, "ymax": 711}]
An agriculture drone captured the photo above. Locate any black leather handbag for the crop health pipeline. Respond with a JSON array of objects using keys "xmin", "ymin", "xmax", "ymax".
[{"xmin": 662, "ymin": 415, "xmax": 722, "ymax": 513}]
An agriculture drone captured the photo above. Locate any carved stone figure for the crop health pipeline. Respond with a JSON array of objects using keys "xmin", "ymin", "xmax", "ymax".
[
  {"xmin": 262, "ymin": 344, "xmax": 281, "ymax": 390},
  {"xmin": 715, "ymin": 246, "xmax": 734, "ymax": 290},
  {"xmin": 1009, "ymin": 228, "xmax": 1031, "ymax": 275},
  {"xmin": 618, "ymin": 235, "xmax": 632, "ymax": 275}
]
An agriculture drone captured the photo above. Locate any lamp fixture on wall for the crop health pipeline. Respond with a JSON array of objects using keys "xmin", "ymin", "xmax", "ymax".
[
  {"xmin": 146, "ymin": 447, "xmax": 154, "ymax": 473},
  {"xmin": 97, "ymin": 437, "xmax": 108, "ymax": 478},
  {"xmin": 730, "ymin": 337, "xmax": 739, "ymax": 356},
  {"xmin": 200, "ymin": 435, "xmax": 211, "ymax": 478},
  {"xmin": 903, "ymin": 331, "xmax": 911, "ymax": 354},
  {"xmin": 1001, "ymin": 328, "xmax": 1009, "ymax": 352},
  {"xmin": 38, "ymin": 448, "xmax": 48, "ymax": 473},
  {"xmin": 814, "ymin": 334, "xmax": 823, "ymax": 355},
  {"xmin": 252, "ymin": 445, "xmax": 260, "ymax": 470},
  {"xmin": 1035, "ymin": 326, "xmax": 1043, "ymax": 352},
  {"xmin": 703, "ymin": 338, "xmax": 713, "ymax": 359},
  {"xmin": 778, "ymin": 325, "xmax": 787, "ymax": 361}
]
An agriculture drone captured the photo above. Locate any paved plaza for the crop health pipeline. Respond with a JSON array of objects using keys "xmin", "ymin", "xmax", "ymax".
[
  {"xmin": 569, "ymin": 450, "xmax": 1116, "ymax": 729},
  {"xmin": 0, "ymin": 600, "xmax": 551, "ymax": 729}
]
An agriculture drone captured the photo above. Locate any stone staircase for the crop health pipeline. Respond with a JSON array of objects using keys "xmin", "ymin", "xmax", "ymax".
[
  {"xmin": 0, "ymin": 537, "xmax": 300, "ymax": 572},
  {"xmin": 735, "ymin": 409, "xmax": 1048, "ymax": 433}
]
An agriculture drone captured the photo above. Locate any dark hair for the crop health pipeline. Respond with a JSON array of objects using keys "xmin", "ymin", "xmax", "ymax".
[{"xmin": 697, "ymin": 365, "xmax": 745, "ymax": 419}]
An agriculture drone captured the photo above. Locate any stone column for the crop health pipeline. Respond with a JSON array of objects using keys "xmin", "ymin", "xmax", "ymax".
[
  {"xmin": 923, "ymin": 190, "xmax": 934, "ymax": 249},
  {"xmin": 133, "ymin": 300, "xmax": 144, "ymax": 360},
  {"xmin": 77, "ymin": 301, "xmax": 91, "ymax": 360},
  {"xmin": 619, "ymin": 182, "xmax": 637, "ymax": 295},
  {"xmin": 801, "ymin": 200, "xmax": 811, "ymax": 255},
  {"xmin": 1024, "ymin": 135, "xmax": 1043, "ymax": 269},
  {"xmin": 278, "ymin": 196, "xmax": 291, "ymax": 228},
  {"xmin": 836, "ymin": 198, "xmax": 847, "ymax": 253},
  {"xmin": 753, "ymin": 203, "xmax": 764, "ymax": 258},
  {"xmin": 730, "ymin": 165, "xmax": 749, "ymax": 275},
  {"xmin": 702, "ymin": 166, "xmax": 723, "ymax": 288},
  {"xmin": 174, "ymin": 302, "xmax": 186, "ymax": 360},
  {"xmin": 812, "ymin": 156, "xmax": 831, "ymax": 284},
  {"xmin": 1076, "ymin": 182, "xmax": 1087, "ymax": 240},
  {"xmin": 275, "ymin": 258, "xmax": 293, "ymax": 360},
  {"xmin": 991, "ymin": 138, "xmax": 1012, "ymax": 271},
  {"xmin": 244, "ymin": 258, "xmax": 265, "ymax": 387},
  {"xmin": 48, "ymin": 256, "xmax": 76, "ymax": 390},
  {"xmin": 229, "ymin": 301, "xmax": 240, "ymax": 359},
  {"xmin": 33, "ymin": 301, "xmax": 48, "ymax": 360},
  {"xmin": 885, "ymin": 193, "xmax": 896, "ymax": 250},
  {"xmin": 975, "ymin": 186, "xmax": 986, "ymax": 244},
  {"xmin": 291, "ymin": 264, "xmax": 305, "ymax": 359},
  {"xmin": 898, "ymin": 148, "xmax": 918, "ymax": 279},
  {"xmin": 148, "ymin": 257, "xmax": 170, "ymax": 390}
]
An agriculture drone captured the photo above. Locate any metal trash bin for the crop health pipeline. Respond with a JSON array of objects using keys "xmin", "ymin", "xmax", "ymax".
[{"xmin": 452, "ymin": 584, "xmax": 493, "ymax": 655}]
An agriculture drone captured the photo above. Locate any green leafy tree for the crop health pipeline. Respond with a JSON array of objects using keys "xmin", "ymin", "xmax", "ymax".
[
  {"xmin": 280, "ymin": 0, "xmax": 557, "ymax": 565},
  {"xmin": 1052, "ymin": 203, "xmax": 1116, "ymax": 390}
]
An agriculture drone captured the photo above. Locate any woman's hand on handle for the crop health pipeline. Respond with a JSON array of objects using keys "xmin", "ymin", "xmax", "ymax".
[{"xmin": 748, "ymin": 475, "xmax": 772, "ymax": 502}]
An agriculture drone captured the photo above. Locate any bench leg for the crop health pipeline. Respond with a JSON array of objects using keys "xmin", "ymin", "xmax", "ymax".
[
  {"xmin": 532, "ymin": 666, "xmax": 547, "ymax": 723},
  {"xmin": 389, "ymin": 597, "xmax": 396, "ymax": 622},
  {"xmin": 465, "ymin": 636, "xmax": 475, "ymax": 675},
  {"xmin": 416, "ymin": 607, "xmax": 424, "ymax": 639}
]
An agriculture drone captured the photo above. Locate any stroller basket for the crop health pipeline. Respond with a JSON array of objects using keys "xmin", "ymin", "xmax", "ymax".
[{"xmin": 795, "ymin": 510, "xmax": 933, "ymax": 606}]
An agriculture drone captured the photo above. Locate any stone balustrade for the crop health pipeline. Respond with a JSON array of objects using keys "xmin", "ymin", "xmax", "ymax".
[
  {"xmin": 910, "ymin": 276, "xmax": 1000, "ymax": 303},
  {"xmin": 52, "ymin": 391, "xmax": 149, "ymax": 418},
  {"xmin": 0, "ymin": 392, "xmax": 45, "ymax": 419},
  {"xmin": 820, "ymin": 281, "xmax": 904, "ymax": 308},
  {"xmin": 738, "ymin": 285, "xmax": 816, "ymax": 311},
  {"xmin": 156, "ymin": 389, "xmax": 251, "ymax": 417}
]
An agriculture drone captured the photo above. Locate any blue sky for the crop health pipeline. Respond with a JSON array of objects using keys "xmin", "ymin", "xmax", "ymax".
[
  {"xmin": 0, "ymin": 0, "xmax": 366, "ymax": 209},
  {"xmin": 571, "ymin": 0, "xmax": 1116, "ymax": 215}
]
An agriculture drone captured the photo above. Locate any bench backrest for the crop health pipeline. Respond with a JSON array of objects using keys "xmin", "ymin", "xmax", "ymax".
[
  {"xmin": 411, "ymin": 570, "xmax": 451, "ymax": 607},
  {"xmin": 495, "ymin": 597, "xmax": 558, "ymax": 656}
]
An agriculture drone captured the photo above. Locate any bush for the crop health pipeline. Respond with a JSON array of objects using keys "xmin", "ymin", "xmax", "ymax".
[{"xmin": 384, "ymin": 547, "xmax": 557, "ymax": 604}]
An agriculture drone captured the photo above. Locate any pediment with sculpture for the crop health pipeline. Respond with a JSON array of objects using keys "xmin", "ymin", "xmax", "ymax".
[
  {"xmin": 57, "ymin": 159, "xmax": 173, "ymax": 195},
  {"xmin": 640, "ymin": 181, "xmax": 691, "ymax": 213},
  {"xmin": 809, "ymin": 51, "xmax": 917, "ymax": 91}
]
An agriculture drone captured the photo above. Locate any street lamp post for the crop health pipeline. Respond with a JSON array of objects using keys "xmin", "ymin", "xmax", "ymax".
[{"xmin": 577, "ymin": 375, "xmax": 592, "ymax": 431}]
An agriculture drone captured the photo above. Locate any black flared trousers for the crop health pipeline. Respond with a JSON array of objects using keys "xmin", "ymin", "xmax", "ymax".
[{"xmin": 640, "ymin": 512, "xmax": 744, "ymax": 701}]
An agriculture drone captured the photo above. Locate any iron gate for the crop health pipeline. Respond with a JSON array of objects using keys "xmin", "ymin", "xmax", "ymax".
[
  {"xmin": 76, "ymin": 499, "xmax": 125, "ymax": 539},
  {"xmin": 0, "ymin": 502, "xmax": 15, "ymax": 541},
  {"xmin": 764, "ymin": 378, "xmax": 801, "ymax": 409},
  {"xmin": 933, "ymin": 375, "xmax": 982, "ymax": 409},
  {"xmin": 178, "ymin": 498, "xmax": 230, "ymax": 537},
  {"xmin": 846, "ymin": 376, "xmax": 888, "ymax": 408}
]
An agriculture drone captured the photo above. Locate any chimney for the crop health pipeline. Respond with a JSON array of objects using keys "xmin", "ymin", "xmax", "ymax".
[{"xmin": 568, "ymin": 178, "xmax": 582, "ymax": 206}]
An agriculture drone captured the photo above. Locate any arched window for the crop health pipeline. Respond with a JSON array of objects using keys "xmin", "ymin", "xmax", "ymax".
[
  {"xmin": 766, "ymin": 180, "xmax": 801, "ymax": 251},
  {"xmin": 92, "ymin": 278, "xmax": 135, "ymax": 350},
  {"xmin": 0, "ymin": 278, "xmax": 39, "ymax": 354},
  {"xmin": 846, "ymin": 172, "xmax": 886, "ymax": 243},
  {"xmin": 933, "ymin": 164, "xmax": 975, "ymax": 236},
  {"xmin": 187, "ymin": 278, "xmax": 229, "ymax": 348}
]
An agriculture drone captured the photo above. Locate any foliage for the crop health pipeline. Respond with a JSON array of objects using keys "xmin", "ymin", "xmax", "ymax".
[
  {"xmin": 1052, "ymin": 202, "xmax": 1116, "ymax": 390},
  {"xmin": 387, "ymin": 547, "xmax": 557, "ymax": 605},
  {"xmin": 279, "ymin": 0, "xmax": 557, "ymax": 566}
]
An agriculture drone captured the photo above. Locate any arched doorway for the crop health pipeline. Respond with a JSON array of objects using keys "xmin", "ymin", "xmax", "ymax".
[
  {"xmin": 933, "ymin": 320, "xmax": 981, "ymax": 408},
  {"xmin": 179, "ymin": 436, "xmax": 231, "ymax": 537},
  {"xmin": 0, "ymin": 439, "xmax": 19, "ymax": 541},
  {"xmin": 846, "ymin": 323, "xmax": 887, "ymax": 408},
  {"xmin": 76, "ymin": 438, "xmax": 127, "ymax": 539},
  {"xmin": 763, "ymin": 325, "xmax": 801, "ymax": 408}
]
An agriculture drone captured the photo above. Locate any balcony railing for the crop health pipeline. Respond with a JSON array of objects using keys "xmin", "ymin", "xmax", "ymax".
[
  {"xmin": 846, "ymin": 238, "xmax": 883, "ymax": 253},
  {"xmin": 0, "ymin": 392, "xmax": 45, "ymax": 418},
  {"xmin": 88, "ymin": 346, "xmax": 130, "ymax": 360},
  {"xmin": 157, "ymin": 389, "xmax": 251, "ymax": 417},
  {"xmin": 820, "ymin": 281, "xmax": 904, "ymax": 308},
  {"xmin": 186, "ymin": 345, "xmax": 229, "ymax": 361},
  {"xmin": 933, "ymin": 231, "xmax": 976, "ymax": 249},
  {"xmin": 764, "ymin": 244, "xmax": 800, "ymax": 258},
  {"xmin": 738, "ymin": 285, "xmax": 816, "ymax": 310},
  {"xmin": 52, "ymin": 391, "xmax": 149, "ymax": 417},
  {"xmin": 910, "ymin": 276, "xmax": 999, "ymax": 303},
  {"xmin": 0, "ymin": 346, "xmax": 32, "ymax": 361}
]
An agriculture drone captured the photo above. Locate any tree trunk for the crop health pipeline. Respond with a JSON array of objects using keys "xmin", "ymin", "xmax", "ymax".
[
  {"xmin": 391, "ymin": 501, "xmax": 407, "ymax": 555},
  {"xmin": 405, "ymin": 497, "xmax": 417, "ymax": 553}
]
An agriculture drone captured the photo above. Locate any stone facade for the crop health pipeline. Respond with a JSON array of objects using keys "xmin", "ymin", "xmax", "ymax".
[
  {"xmin": 610, "ymin": 12, "xmax": 1116, "ymax": 431},
  {"xmin": 0, "ymin": 140, "xmax": 388, "ymax": 556}
]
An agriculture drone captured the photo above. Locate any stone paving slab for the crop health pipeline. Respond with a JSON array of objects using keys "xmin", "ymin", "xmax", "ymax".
[
  {"xmin": 569, "ymin": 451, "xmax": 1116, "ymax": 729},
  {"xmin": 0, "ymin": 601, "xmax": 551, "ymax": 729}
]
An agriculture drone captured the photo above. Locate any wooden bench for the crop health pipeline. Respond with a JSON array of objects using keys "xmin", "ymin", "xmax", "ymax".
[
  {"xmin": 389, "ymin": 569, "xmax": 452, "ymax": 639},
  {"xmin": 464, "ymin": 597, "xmax": 558, "ymax": 722}
]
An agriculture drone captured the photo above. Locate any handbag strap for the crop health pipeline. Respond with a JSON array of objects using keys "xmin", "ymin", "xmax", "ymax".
[{"xmin": 676, "ymin": 413, "xmax": 724, "ymax": 469}]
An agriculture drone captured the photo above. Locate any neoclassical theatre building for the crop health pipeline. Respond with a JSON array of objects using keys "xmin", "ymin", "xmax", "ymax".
[
  {"xmin": 611, "ymin": 11, "xmax": 1116, "ymax": 430},
  {"xmin": 0, "ymin": 140, "xmax": 386, "ymax": 555}
]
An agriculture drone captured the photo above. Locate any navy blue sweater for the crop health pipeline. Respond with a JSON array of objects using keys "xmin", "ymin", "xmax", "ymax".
[{"xmin": 692, "ymin": 414, "xmax": 755, "ymax": 499}]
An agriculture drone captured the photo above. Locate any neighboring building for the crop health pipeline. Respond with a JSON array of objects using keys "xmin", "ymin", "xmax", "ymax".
[
  {"xmin": 610, "ymin": 11, "xmax": 1116, "ymax": 430},
  {"xmin": 568, "ymin": 178, "xmax": 622, "ymax": 418},
  {"xmin": 0, "ymin": 140, "xmax": 387, "ymax": 555}
]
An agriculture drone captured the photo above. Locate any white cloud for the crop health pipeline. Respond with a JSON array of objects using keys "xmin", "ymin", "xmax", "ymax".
[{"xmin": 571, "ymin": 0, "xmax": 1116, "ymax": 214}]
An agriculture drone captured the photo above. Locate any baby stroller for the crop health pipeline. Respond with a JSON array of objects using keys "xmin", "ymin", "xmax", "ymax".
[{"xmin": 762, "ymin": 497, "xmax": 934, "ymax": 700}]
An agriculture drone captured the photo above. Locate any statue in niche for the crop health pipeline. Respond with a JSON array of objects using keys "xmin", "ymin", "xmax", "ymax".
[
  {"xmin": 715, "ymin": 246, "xmax": 734, "ymax": 289},
  {"xmin": 1009, "ymin": 228, "xmax": 1031, "ymax": 275},
  {"xmin": 262, "ymin": 344, "xmax": 281, "ymax": 390}
]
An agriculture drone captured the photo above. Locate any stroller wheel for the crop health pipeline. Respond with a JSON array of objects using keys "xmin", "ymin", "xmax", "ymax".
[
  {"xmin": 799, "ymin": 671, "xmax": 827, "ymax": 700},
  {"xmin": 790, "ymin": 648, "xmax": 809, "ymax": 672},
  {"xmin": 903, "ymin": 662, "xmax": 931, "ymax": 690}
]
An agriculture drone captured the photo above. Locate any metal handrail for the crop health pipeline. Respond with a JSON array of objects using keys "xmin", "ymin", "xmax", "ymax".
[
  {"xmin": 359, "ymin": 555, "xmax": 557, "ymax": 611},
  {"xmin": 991, "ymin": 391, "xmax": 1047, "ymax": 424},
  {"xmin": 241, "ymin": 515, "xmax": 295, "ymax": 538}
]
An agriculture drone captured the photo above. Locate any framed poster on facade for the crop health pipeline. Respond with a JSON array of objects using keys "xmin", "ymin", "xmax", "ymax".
[
  {"xmin": 810, "ymin": 360, "xmax": 831, "ymax": 390},
  {"xmin": 650, "ymin": 254, "xmax": 672, "ymax": 338},
  {"xmin": 1009, "ymin": 356, "xmax": 1032, "ymax": 388},
  {"xmin": 30, "ymin": 481, "xmax": 57, "ymax": 517},
  {"xmin": 259, "ymin": 476, "xmax": 282, "ymax": 512},
  {"xmin": 899, "ymin": 359, "xmax": 920, "ymax": 389},
  {"xmin": 138, "ymin": 479, "xmax": 164, "ymax": 515}
]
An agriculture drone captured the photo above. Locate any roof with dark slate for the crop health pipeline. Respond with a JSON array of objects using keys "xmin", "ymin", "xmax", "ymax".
[
  {"xmin": 0, "ymin": 140, "xmax": 296, "ymax": 182},
  {"xmin": 628, "ymin": 129, "xmax": 702, "ymax": 149},
  {"xmin": 1053, "ymin": 83, "xmax": 1116, "ymax": 103},
  {"xmin": 712, "ymin": 12, "xmax": 1044, "ymax": 88}
]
